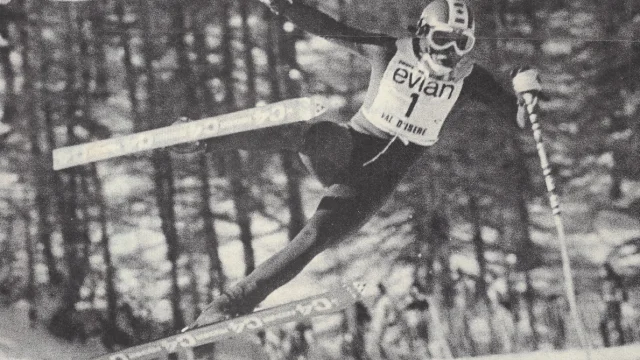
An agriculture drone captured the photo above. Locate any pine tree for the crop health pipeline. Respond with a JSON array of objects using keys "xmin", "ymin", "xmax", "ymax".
[
  {"xmin": 191, "ymin": 5, "xmax": 225, "ymax": 298},
  {"xmin": 138, "ymin": 0, "xmax": 185, "ymax": 331},
  {"xmin": 264, "ymin": 7, "xmax": 306, "ymax": 239}
]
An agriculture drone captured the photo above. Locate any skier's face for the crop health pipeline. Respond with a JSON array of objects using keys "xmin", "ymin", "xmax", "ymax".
[
  {"xmin": 422, "ymin": 39, "xmax": 462, "ymax": 67},
  {"xmin": 416, "ymin": 24, "xmax": 475, "ymax": 76},
  {"xmin": 418, "ymin": 37, "xmax": 463, "ymax": 75}
]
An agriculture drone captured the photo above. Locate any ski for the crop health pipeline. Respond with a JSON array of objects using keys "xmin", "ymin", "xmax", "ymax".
[
  {"xmin": 53, "ymin": 96, "xmax": 327, "ymax": 170},
  {"xmin": 93, "ymin": 282, "xmax": 366, "ymax": 360}
]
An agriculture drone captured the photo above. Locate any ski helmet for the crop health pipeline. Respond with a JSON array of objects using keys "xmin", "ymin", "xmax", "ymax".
[{"xmin": 415, "ymin": 0, "xmax": 476, "ymax": 75}]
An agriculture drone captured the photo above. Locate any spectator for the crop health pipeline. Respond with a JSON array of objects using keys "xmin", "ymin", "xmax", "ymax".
[
  {"xmin": 599, "ymin": 262, "xmax": 628, "ymax": 347},
  {"xmin": 341, "ymin": 301, "xmax": 371, "ymax": 360}
]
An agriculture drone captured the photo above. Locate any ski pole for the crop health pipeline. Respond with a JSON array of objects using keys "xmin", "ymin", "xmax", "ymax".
[{"xmin": 520, "ymin": 88, "xmax": 592, "ymax": 353}]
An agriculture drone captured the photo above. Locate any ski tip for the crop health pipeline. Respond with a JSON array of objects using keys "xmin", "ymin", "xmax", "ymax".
[{"xmin": 51, "ymin": 150, "xmax": 68, "ymax": 171}]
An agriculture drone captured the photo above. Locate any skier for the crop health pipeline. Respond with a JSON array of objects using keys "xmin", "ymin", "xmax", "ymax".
[{"xmin": 185, "ymin": 0, "xmax": 542, "ymax": 330}]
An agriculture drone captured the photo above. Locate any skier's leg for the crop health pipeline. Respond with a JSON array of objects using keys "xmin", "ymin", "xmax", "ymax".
[
  {"xmin": 202, "ymin": 122, "xmax": 311, "ymax": 153},
  {"xmin": 172, "ymin": 121, "xmax": 313, "ymax": 154},
  {"xmin": 298, "ymin": 121, "xmax": 354, "ymax": 186},
  {"xmin": 189, "ymin": 129, "xmax": 425, "ymax": 328},
  {"xmin": 203, "ymin": 120, "xmax": 354, "ymax": 185},
  {"xmin": 190, "ymin": 183, "xmax": 392, "ymax": 327}
]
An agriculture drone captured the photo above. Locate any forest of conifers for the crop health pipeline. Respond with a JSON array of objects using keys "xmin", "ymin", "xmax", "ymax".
[{"xmin": 1, "ymin": 0, "xmax": 640, "ymax": 358}]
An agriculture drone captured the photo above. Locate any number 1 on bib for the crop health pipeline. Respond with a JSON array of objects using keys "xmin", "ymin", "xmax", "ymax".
[{"xmin": 405, "ymin": 93, "xmax": 419, "ymax": 117}]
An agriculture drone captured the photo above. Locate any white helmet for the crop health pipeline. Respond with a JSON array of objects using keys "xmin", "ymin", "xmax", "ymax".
[{"xmin": 415, "ymin": 0, "xmax": 476, "ymax": 75}]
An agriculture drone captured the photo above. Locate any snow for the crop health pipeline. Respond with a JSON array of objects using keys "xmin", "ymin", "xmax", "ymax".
[
  {"xmin": 102, "ymin": 173, "xmax": 153, "ymax": 200},
  {"xmin": 117, "ymin": 268, "xmax": 141, "ymax": 292},
  {"xmin": 150, "ymin": 299, "xmax": 173, "ymax": 322},
  {"xmin": 456, "ymin": 344, "xmax": 640, "ymax": 360},
  {"xmin": 570, "ymin": 233, "xmax": 611, "ymax": 264},
  {"xmin": 0, "ymin": 303, "xmax": 266, "ymax": 360},
  {"xmin": 451, "ymin": 253, "xmax": 481, "ymax": 275},
  {"xmin": 110, "ymin": 229, "xmax": 165, "ymax": 257},
  {"xmin": 594, "ymin": 211, "xmax": 640, "ymax": 245},
  {"xmin": 216, "ymin": 229, "xmax": 289, "ymax": 281},
  {"xmin": 542, "ymin": 40, "xmax": 573, "ymax": 56},
  {"xmin": 0, "ymin": 303, "xmax": 104, "ymax": 359}
]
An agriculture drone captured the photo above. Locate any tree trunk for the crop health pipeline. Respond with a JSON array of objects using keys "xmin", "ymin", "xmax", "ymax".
[
  {"xmin": 41, "ymin": 77, "xmax": 64, "ymax": 288},
  {"xmin": 55, "ymin": 4, "xmax": 89, "ymax": 310},
  {"xmin": 0, "ymin": 14, "xmax": 16, "ymax": 124},
  {"xmin": 492, "ymin": 0, "xmax": 507, "ymax": 52},
  {"xmin": 185, "ymin": 254, "xmax": 200, "ymax": 323},
  {"xmin": 174, "ymin": 2, "xmax": 226, "ymax": 299},
  {"xmin": 20, "ymin": 0, "xmax": 61, "ymax": 285},
  {"xmin": 500, "ymin": 139, "xmax": 541, "ymax": 348},
  {"xmin": 192, "ymin": 13, "xmax": 226, "ymax": 292},
  {"xmin": 192, "ymin": 6, "xmax": 222, "ymax": 344},
  {"xmin": 407, "ymin": 156, "xmax": 451, "ymax": 295},
  {"xmin": 468, "ymin": 194, "xmax": 488, "ymax": 302},
  {"xmin": 281, "ymin": 154, "xmax": 305, "ymax": 239},
  {"xmin": 76, "ymin": 12, "xmax": 96, "ymax": 277},
  {"xmin": 115, "ymin": 0, "xmax": 140, "ymax": 119},
  {"xmin": 91, "ymin": 164, "xmax": 118, "ymax": 350},
  {"xmin": 170, "ymin": 1, "xmax": 197, "ymax": 117},
  {"xmin": 610, "ymin": 150, "xmax": 624, "ymax": 200},
  {"xmin": 0, "ymin": 217, "xmax": 16, "ymax": 301},
  {"xmin": 524, "ymin": 272, "xmax": 540, "ymax": 350},
  {"xmin": 193, "ymin": 5, "xmax": 228, "ymax": 179},
  {"xmin": 222, "ymin": 0, "xmax": 255, "ymax": 275},
  {"xmin": 91, "ymin": 0, "xmax": 110, "ymax": 98},
  {"xmin": 170, "ymin": 0, "xmax": 200, "ymax": 315},
  {"xmin": 22, "ymin": 212, "xmax": 37, "ymax": 327},
  {"xmin": 198, "ymin": 153, "xmax": 225, "ymax": 298},
  {"xmin": 139, "ymin": 0, "xmax": 185, "ymax": 331},
  {"xmin": 522, "ymin": 1, "xmax": 541, "ymax": 52},
  {"xmin": 338, "ymin": 0, "xmax": 359, "ymax": 115},
  {"xmin": 239, "ymin": 0, "xmax": 257, "ymax": 106},
  {"xmin": 502, "ymin": 134, "xmax": 540, "ymax": 272},
  {"xmin": 78, "ymin": 168, "xmax": 93, "ymax": 273},
  {"xmin": 192, "ymin": 8, "xmax": 218, "ymax": 116},
  {"xmin": 266, "ymin": 9, "xmax": 306, "ymax": 239},
  {"xmin": 227, "ymin": 153, "xmax": 256, "ymax": 275}
]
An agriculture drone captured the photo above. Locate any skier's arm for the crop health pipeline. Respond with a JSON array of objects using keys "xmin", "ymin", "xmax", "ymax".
[
  {"xmin": 463, "ymin": 66, "xmax": 543, "ymax": 131},
  {"xmin": 463, "ymin": 66, "xmax": 523, "ymax": 128},
  {"xmin": 259, "ymin": 0, "xmax": 396, "ymax": 58}
]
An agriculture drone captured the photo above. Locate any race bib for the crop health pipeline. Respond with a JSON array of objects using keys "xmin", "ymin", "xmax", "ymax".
[{"xmin": 363, "ymin": 39, "xmax": 465, "ymax": 146}]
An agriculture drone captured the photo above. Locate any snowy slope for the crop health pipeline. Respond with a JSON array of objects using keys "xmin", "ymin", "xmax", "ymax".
[{"xmin": 0, "ymin": 303, "xmax": 104, "ymax": 360}]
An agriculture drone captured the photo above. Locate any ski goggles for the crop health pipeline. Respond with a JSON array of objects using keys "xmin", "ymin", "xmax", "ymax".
[{"xmin": 425, "ymin": 26, "xmax": 475, "ymax": 55}]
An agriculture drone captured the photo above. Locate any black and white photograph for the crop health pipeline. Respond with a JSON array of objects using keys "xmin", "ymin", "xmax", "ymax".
[{"xmin": 1, "ymin": 0, "xmax": 640, "ymax": 359}]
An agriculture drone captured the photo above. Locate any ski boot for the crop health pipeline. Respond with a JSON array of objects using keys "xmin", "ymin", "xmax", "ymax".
[{"xmin": 183, "ymin": 287, "xmax": 254, "ymax": 331}]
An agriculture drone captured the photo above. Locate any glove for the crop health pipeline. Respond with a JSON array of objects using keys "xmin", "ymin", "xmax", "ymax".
[
  {"xmin": 511, "ymin": 66, "xmax": 541, "ymax": 94},
  {"xmin": 511, "ymin": 66, "xmax": 542, "ymax": 128},
  {"xmin": 259, "ymin": 0, "xmax": 293, "ymax": 15}
]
